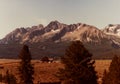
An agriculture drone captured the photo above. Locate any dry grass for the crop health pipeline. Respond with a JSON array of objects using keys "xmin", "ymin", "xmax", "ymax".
[
  {"xmin": 0, "ymin": 59, "xmax": 111, "ymax": 83},
  {"xmin": 95, "ymin": 60, "xmax": 111, "ymax": 77}
]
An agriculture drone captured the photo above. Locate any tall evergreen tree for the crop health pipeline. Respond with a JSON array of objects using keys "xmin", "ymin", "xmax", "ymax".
[
  {"xmin": 18, "ymin": 45, "xmax": 34, "ymax": 84},
  {"xmin": 4, "ymin": 70, "xmax": 17, "ymax": 84},
  {"xmin": 0, "ymin": 73, "xmax": 2, "ymax": 82},
  {"xmin": 102, "ymin": 69, "xmax": 109, "ymax": 84},
  {"xmin": 102, "ymin": 55, "xmax": 120, "ymax": 84},
  {"xmin": 57, "ymin": 41, "xmax": 98, "ymax": 84}
]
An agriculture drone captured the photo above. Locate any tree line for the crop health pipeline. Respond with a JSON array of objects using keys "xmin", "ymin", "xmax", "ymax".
[{"xmin": 1, "ymin": 41, "xmax": 120, "ymax": 84}]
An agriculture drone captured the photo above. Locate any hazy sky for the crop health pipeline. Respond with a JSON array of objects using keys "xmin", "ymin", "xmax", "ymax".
[{"xmin": 0, "ymin": 0, "xmax": 120, "ymax": 38}]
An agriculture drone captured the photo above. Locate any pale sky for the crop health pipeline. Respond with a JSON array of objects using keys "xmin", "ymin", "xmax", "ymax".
[{"xmin": 0, "ymin": 0, "xmax": 120, "ymax": 38}]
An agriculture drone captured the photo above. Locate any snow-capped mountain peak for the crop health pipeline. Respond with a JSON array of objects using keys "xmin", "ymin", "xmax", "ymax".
[{"xmin": 103, "ymin": 24, "xmax": 120, "ymax": 36}]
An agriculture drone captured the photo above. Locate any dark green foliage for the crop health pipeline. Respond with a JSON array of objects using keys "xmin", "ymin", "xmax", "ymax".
[
  {"xmin": 57, "ymin": 41, "xmax": 98, "ymax": 84},
  {"xmin": 3, "ymin": 70, "xmax": 17, "ymax": 84},
  {"xmin": 102, "ymin": 55, "xmax": 120, "ymax": 84},
  {"xmin": 18, "ymin": 45, "xmax": 34, "ymax": 84}
]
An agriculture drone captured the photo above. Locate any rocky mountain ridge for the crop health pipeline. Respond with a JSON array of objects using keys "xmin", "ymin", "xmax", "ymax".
[
  {"xmin": 1, "ymin": 21, "xmax": 120, "ymax": 45},
  {"xmin": 0, "ymin": 21, "xmax": 120, "ymax": 59}
]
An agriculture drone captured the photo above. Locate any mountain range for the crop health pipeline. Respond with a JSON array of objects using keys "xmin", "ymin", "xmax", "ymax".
[{"xmin": 0, "ymin": 21, "xmax": 120, "ymax": 59}]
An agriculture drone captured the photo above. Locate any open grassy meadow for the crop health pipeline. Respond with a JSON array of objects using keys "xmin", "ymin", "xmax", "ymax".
[{"xmin": 0, "ymin": 59, "xmax": 111, "ymax": 84}]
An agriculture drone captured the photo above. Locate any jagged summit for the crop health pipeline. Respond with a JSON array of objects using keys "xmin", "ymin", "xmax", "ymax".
[{"xmin": 44, "ymin": 20, "xmax": 66, "ymax": 32}]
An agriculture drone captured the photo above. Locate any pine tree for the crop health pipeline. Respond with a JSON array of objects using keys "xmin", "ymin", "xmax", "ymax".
[
  {"xmin": 102, "ymin": 55, "xmax": 120, "ymax": 84},
  {"xmin": 57, "ymin": 41, "xmax": 98, "ymax": 84},
  {"xmin": 3, "ymin": 70, "xmax": 17, "ymax": 84},
  {"xmin": 102, "ymin": 69, "xmax": 109, "ymax": 84},
  {"xmin": 0, "ymin": 73, "xmax": 2, "ymax": 82},
  {"xmin": 18, "ymin": 45, "xmax": 34, "ymax": 84}
]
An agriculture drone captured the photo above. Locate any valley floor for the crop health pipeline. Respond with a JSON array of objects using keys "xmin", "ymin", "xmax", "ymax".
[{"xmin": 0, "ymin": 59, "xmax": 111, "ymax": 84}]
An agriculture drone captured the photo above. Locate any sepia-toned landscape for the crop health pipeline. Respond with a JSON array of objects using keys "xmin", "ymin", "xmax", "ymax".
[{"xmin": 1, "ymin": 0, "xmax": 120, "ymax": 84}]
